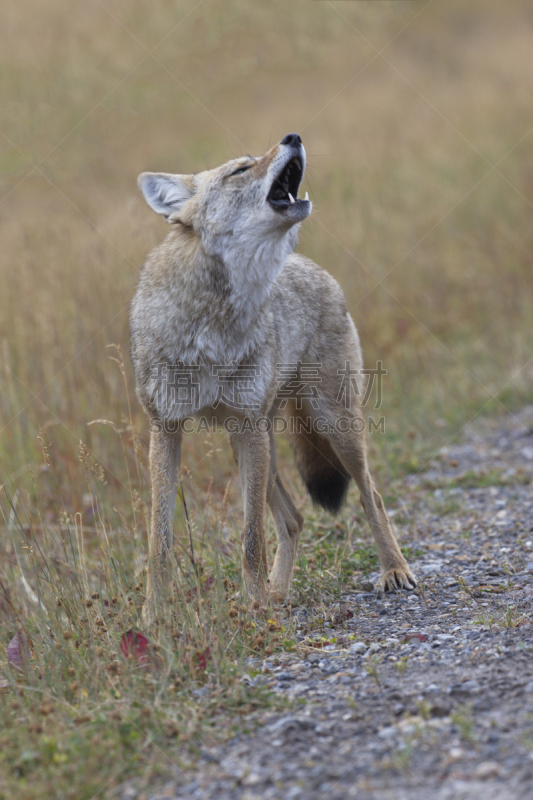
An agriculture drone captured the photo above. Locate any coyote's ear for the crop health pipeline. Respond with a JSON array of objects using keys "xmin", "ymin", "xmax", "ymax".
[{"xmin": 137, "ymin": 172, "xmax": 196, "ymax": 221}]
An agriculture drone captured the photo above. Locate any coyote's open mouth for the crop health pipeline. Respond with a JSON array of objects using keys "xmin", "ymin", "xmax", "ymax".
[{"xmin": 267, "ymin": 157, "xmax": 308, "ymax": 211}]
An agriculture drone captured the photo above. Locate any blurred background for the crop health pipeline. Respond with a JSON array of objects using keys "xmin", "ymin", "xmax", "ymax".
[{"xmin": 1, "ymin": 0, "xmax": 533, "ymax": 536}]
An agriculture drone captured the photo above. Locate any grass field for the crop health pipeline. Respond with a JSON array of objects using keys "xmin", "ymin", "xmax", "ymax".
[{"xmin": 1, "ymin": 1, "xmax": 533, "ymax": 797}]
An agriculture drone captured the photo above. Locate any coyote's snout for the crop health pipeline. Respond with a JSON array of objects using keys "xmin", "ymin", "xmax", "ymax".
[{"xmin": 130, "ymin": 133, "xmax": 416, "ymax": 621}]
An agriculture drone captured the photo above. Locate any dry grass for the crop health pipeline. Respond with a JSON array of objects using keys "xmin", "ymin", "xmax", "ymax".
[{"xmin": 1, "ymin": 1, "xmax": 533, "ymax": 797}]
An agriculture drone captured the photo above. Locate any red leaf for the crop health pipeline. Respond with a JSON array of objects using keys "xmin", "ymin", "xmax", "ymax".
[
  {"xmin": 120, "ymin": 630, "xmax": 150, "ymax": 663},
  {"xmin": 402, "ymin": 632, "xmax": 428, "ymax": 643},
  {"xmin": 7, "ymin": 630, "xmax": 30, "ymax": 671}
]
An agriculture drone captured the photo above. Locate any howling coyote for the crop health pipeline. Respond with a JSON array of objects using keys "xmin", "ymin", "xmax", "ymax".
[{"xmin": 131, "ymin": 133, "xmax": 416, "ymax": 621}]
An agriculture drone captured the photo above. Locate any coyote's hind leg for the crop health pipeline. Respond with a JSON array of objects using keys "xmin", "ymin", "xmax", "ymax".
[
  {"xmin": 326, "ymin": 418, "xmax": 416, "ymax": 592},
  {"xmin": 266, "ymin": 428, "xmax": 304, "ymax": 601}
]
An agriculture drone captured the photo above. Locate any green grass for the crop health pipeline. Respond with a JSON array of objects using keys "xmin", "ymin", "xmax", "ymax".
[
  {"xmin": 0, "ymin": 462, "xmax": 292, "ymax": 800},
  {"xmin": 423, "ymin": 467, "xmax": 531, "ymax": 492}
]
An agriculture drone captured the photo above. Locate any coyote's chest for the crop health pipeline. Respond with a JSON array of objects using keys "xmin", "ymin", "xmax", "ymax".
[{"xmin": 145, "ymin": 354, "xmax": 276, "ymax": 420}]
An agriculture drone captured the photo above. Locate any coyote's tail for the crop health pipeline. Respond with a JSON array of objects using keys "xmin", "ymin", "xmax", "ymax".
[{"xmin": 288, "ymin": 407, "xmax": 351, "ymax": 514}]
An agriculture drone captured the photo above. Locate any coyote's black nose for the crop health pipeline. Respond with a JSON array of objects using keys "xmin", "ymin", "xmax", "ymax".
[{"xmin": 281, "ymin": 133, "xmax": 302, "ymax": 147}]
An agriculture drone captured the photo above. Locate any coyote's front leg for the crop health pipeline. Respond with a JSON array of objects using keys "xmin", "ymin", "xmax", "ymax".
[
  {"xmin": 143, "ymin": 425, "xmax": 182, "ymax": 623},
  {"xmin": 230, "ymin": 428, "xmax": 270, "ymax": 605}
]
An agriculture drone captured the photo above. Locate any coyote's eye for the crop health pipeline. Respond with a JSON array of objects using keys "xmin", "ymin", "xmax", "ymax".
[{"xmin": 230, "ymin": 165, "xmax": 251, "ymax": 176}]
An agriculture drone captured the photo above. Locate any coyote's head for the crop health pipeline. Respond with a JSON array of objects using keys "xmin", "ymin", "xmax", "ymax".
[{"xmin": 138, "ymin": 133, "xmax": 311, "ymax": 259}]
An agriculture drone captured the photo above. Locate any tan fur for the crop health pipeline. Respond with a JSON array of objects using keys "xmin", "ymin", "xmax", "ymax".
[{"xmin": 130, "ymin": 134, "xmax": 416, "ymax": 622}]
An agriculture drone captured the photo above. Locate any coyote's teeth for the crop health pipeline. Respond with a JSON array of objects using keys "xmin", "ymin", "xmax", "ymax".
[
  {"xmin": 288, "ymin": 193, "xmax": 295, "ymax": 204},
  {"xmin": 304, "ymin": 191, "xmax": 309, "ymax": 201}
]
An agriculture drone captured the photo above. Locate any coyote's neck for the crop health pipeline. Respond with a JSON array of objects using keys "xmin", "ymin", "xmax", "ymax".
[
  {"xmin": 165, "ymin": 224, "xmax": 299, "ymax": 364},
  {"xmin": 217, "ymin": 226, "xmax": 298, "ymax": 328}
]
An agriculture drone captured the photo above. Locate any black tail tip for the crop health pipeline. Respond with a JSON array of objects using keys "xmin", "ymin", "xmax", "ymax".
[{"xmin": 305, "ymin": 472, "xmax": 350, "ymax": 515}]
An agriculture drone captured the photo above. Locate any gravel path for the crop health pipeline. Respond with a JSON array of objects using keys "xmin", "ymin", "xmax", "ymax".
[{"xmin": 123, "ymin": 408, "xmax": 533, "ymax": 800}]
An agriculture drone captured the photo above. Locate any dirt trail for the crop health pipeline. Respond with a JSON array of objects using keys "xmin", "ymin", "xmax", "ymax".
[{"xmin": 122, "ymin": 409, "xmax": 533, "ymax": 800}]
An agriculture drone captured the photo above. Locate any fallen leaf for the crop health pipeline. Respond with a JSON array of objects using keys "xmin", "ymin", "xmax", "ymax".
[{"xmin": 402, "ymin": 632, "xmax": 428, "ymax": 643}]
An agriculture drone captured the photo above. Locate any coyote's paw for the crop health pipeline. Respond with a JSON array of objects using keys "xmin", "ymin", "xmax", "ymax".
[
  {"xmin": 380, "ymin": 565, "xmax": 417, "ymax": 592},
  {"xmin": 268, "ymin": 585, "xmax": 287, "ymax": 606},
  {"xmin": 243, "ymin": 571, "xmax": 268, "ymax": 607}
]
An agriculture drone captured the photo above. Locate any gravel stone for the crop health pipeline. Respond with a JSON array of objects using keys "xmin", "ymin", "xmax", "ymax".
[
  {"xmin": 475, "ymin": 761, "xmax": 503, "ymax": 780},
  {"xmin": 349, "ymin": 642, "xmax": 367, "ymax": 654}
]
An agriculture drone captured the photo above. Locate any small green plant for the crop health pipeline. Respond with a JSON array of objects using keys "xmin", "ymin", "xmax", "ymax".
[
  {"xmin": 401, "ymin": 546, "xmax": 424, "ymax": 561},
  {"xmin": 501, "ymin": 605, "xmax": 526, "ymax": 629},
  {"xmin": 451, "ymin": 705, "xmax": 475, "ymax": 743},
  {"xmin": 394, "ymin": 656, "xmax": 409, "ymax": 678},
  {"xmin": 365, "ymin": 655, "xmax": 382, "ymax": 687},
  {"xmin": 391, "ymin": 741, "xmax": 413, "ymax": 773},
  {"xmin": 472, "ymin": 604, "xmax": 525, "ymax": 630},
  {"xmin": 436, "ymin": 496, "xmax": 462, "ymax": 516},
  {"xmin": 415, "ymin": 699, "xmax": 432, "ymax": 721}
]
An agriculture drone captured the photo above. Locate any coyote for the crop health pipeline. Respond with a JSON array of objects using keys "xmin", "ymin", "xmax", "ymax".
[{"xmin": 131, "ymin": 132, "xmax": 416, "ymax": 621}]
